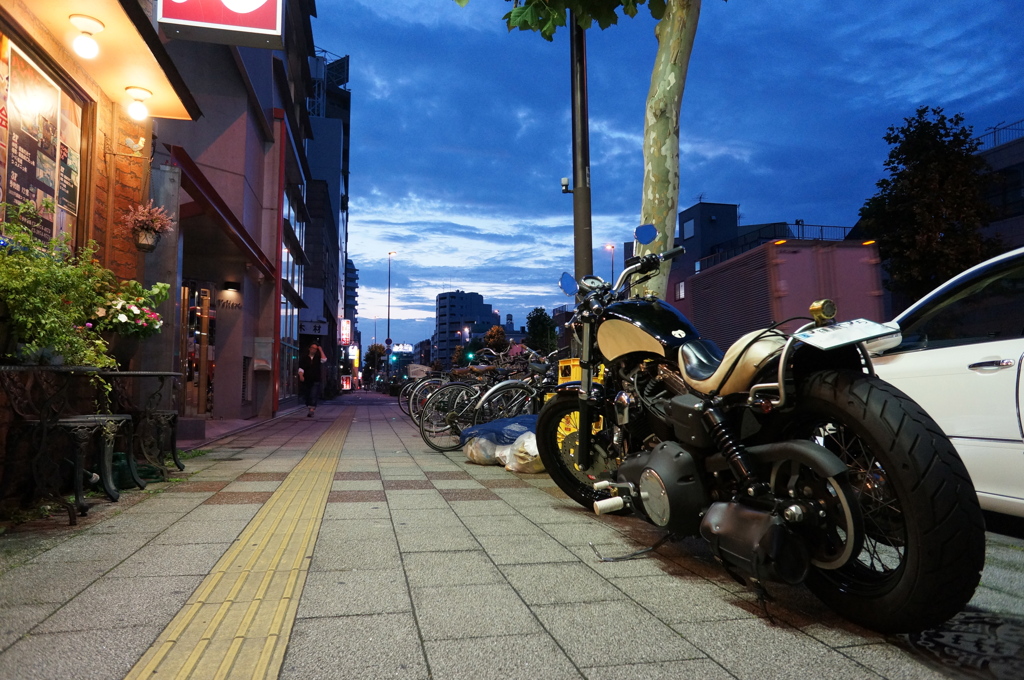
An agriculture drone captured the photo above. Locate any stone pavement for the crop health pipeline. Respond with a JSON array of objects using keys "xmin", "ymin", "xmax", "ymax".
[{"xmin": 1, "ymin": 391, "xmax": 1023, "ymax": 679}]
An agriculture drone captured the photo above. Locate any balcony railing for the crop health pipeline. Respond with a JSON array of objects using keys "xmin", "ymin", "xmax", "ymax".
[
  {"xmin": 696, "ymin": 222, "xmax": 852, "ymax": 272},
  {"xmin": 976, "ymin": 118, "xmax": 1024, "ymax": 151}
]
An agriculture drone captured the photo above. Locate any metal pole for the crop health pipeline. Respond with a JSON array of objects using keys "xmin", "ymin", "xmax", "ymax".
[{"xmin": 569, "ymin": 10, "xmax": 593, "ymax": 282}]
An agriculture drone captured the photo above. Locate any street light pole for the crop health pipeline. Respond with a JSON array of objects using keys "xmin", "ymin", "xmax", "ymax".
[
  {"xmin": 386, "ymin": 251, "xmax": 396, "ymax": 383},
  {"xmin": 605, "ymin": 244, "xmax": 615, "ymax": 283}
]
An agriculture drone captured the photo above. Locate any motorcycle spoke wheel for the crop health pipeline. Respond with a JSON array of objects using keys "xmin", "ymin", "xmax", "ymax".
[
  {"xmin": 536, "ymin": 391, "xmax": 618, "ymax": 510},
  {"xmin": 418, "ymin": 384, "xmax": 478, "ymax": 452},
  {"xmin": 771, "ymin": 369, "xmax": 985, "ymax": 633}
]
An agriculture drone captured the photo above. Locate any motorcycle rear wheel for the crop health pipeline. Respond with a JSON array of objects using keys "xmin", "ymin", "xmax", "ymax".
[
  {"xmin": 770, "ymin": 369, "xmax": 985, "ymax": 633},
  {"xmin": 536, "ymin": 391, "xmax": 619, "ymax": 509}
]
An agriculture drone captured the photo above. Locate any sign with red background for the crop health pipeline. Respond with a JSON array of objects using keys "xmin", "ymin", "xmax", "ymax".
[{"xmin": 158, "ymin": 0, "xmax": 283, "ymax": 44}]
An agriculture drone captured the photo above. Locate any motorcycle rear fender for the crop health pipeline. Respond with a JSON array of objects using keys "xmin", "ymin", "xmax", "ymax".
[
  {"xmin": 707, "ymin": 439, "xmax": 847, "ymax": 480},
  {"xmin": 754, "ymin": 343, "xmax": 866, "ymax": 397}
]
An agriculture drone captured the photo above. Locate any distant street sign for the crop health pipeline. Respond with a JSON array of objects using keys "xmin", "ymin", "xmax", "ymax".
[{"xmin": 385, "ymin": 338, "xmax": 392, "ymax": 345}]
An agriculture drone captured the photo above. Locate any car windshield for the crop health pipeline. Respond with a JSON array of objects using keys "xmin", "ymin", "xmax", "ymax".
[{"xmin": 890, "ymin": 256, "xmax": 1024, "ymax": 352}]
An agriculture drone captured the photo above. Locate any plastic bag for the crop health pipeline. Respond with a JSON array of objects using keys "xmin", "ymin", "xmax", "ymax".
[
  {"xmin": 464, "ymin": 437, "xmax": 498, "ymax": 465},
  {"xmin": 459, "ymin": 414, "xmax": 538, "ymax": 446},
  {"xmin": 503, "ymin": 432, "xmax": 544, "ymax": 474}
]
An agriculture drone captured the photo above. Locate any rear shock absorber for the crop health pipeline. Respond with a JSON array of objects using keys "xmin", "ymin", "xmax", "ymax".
[{"xmin": 702, "ymin": 405, "xmax": 770, "ymax": 498}]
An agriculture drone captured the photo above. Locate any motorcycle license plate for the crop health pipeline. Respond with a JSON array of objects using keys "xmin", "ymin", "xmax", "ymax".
[{"xmin": 794, "ymin": 319, "xmax": 900, "ymax": 350}]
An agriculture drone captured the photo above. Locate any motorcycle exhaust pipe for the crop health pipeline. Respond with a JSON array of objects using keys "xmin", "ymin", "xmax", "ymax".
[{"xmin": 594, "ymin": 496, "xmax": 626, "ymax": 515}]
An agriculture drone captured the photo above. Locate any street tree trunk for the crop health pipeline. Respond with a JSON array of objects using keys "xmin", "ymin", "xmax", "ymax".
[{"xmin": 634, "ymin": 0, "xmax": 701, "ymax": 299}]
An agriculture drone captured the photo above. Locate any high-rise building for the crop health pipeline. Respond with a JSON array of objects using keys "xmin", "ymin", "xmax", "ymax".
[{"xmin": 432, "ymin": 290, "xmax": 497, "ymax": 367}]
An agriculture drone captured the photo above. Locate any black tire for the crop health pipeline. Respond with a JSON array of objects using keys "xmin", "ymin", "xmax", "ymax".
[
  {"xmin": 418, "ymin": 383, "xmax": 479, "ymax": 452},
  {"xmin": 398, "ymin": 379, "xmax": 417, "ymax": 416},
  {"xmin": 770, "ymin": 369, "xmax": 985, "ymax": 633},
  {"xmin": 535, "ymin": 391, "xmax": 619, "ymax": 509},
  {"xmin": 409, "ymin": 378, "xmax": 444, "ymax": 425}
]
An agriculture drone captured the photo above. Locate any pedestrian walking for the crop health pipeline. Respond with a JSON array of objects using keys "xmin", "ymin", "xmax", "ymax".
[{"xmin": 298, "ymin": 342, "xmax": 327, "ymax": 417}]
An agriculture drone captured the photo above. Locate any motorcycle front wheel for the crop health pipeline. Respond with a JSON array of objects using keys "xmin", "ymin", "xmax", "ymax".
[
  {"xmin": 769, "ymin": 369, "xmax": 985, "ymax": 633},
  {"xmin": 535, "ymin": 391, "xmax": 619, "ymax": 509}
]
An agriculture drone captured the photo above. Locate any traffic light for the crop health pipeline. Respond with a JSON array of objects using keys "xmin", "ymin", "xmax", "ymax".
[{"xmin": 466, "ymin": 352, "xmax": 474, "ymax": 361}]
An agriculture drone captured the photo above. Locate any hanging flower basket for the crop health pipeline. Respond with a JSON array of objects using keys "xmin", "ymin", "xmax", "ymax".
[
  {"xmin": 120, "ymin": 200, "xmax": 173, "ymax": 253},
  {"xmin": 134, "ymin": 230, "xmax": 160, "ymax": 252}
]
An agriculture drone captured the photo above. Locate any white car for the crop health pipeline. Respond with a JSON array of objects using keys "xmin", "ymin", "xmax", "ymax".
[{"xmin": 871, "ymin": 246, "xmax": 1024, "ymax": 518}]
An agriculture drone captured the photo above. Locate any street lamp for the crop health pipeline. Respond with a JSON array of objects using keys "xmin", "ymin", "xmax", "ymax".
[
  {"xmin": 605, "ymin": 244, "xmax": 615, "ymax": 282},
  {"xmin": 464, "ymin": 326, "xmax": 470, "ymax": 344},
  {"xmin": 386, "ymin": 251, "xmax": 396, "ymax": 382}
]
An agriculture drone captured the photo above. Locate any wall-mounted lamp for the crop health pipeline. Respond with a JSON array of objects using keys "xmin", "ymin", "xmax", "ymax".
[
  {"xmin": 223, "ymin": 281, "xmax": 241, "ymax": 292},
  {"xmin": 862, "ymin": 240, "xmax": 877, "ymax": 246},
  {"xmin": 125, "ymin": 86, "xmax": 152, "ymax": 121},
  {"xmin": 70, "ymin": 15, "xmax": 104, "ymax": 59}
]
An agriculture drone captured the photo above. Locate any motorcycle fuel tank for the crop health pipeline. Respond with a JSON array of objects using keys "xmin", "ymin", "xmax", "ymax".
[{"xmin": 597, "ymin": 299, "xmax": 704, "ymax": 361}]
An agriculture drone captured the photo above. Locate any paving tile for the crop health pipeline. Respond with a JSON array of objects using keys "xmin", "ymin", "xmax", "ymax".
[
  {"xmin": 90, "ymin": 512, "xmax": 181, "ymax": 534},
  {"xmin": 29, "ymin": 531, "xmax": 156, "ymax": 566},
  {"xmin": 203, "ymin": 491, "xmax": 273, "ymax": 504},
  {"xmin": 534, "ymin": 600, "xmax": 702, "ymax": 666},
  {"xmin": 0, "ymin": 561, "xmax": 110, "ymax": 606},
  {"xmin": 476, "ymin": 533, "xmax": 579, "ymax": 565},
  {"xmin": 501, "ymin": 562, "xmax": 628, "ymax": 605},
  {"xmin": 385, "ymin": 490, "xmax": 450, "ymax": 510},
  {"xmin": 543, "ymin": 521, "xmax": 626, "ymax": 547},
  {"xmin": 331, "ymin": 479, "xmax": 385, "ymax": 491},
  {"xmin": 840, "ymin": 643, "xmax": 947, "ymax": 680},
  {"xmin": 449, "ymin": 500, "xmax": 521, "ymax": 517},
  {"xmin": 181, "ymin": 503, "xmax": 262, "ymax": 522},
  {"xmin": 167, "ymin": 481, "xmax": 229, "ymax": 493},
  {"xmin": 0, "ymin": 625, "xmax": 164, "ymax": 680},
  {"xmin": 334, "ymin": 471, "xmax": 382, "ymax": 480},
  {"xmin": 278, "ymin": 614, "xmax": 430, "ymax": 675},
  {"xmin": 107, "ymin": 542, "xmax": 231, "ymax": 578},
  {"xmin": 460, "ymin": 513, "xmax": 542, "ymax": 537},
  {"xmin": 395, "ymin": 524, "xmax": 480, "ymax": 552},
  {"xmin": 236, "ymin": 472, "xmax": 289, "ymax": 481},
  {"xmin": 610, "ymin": 573, "xmax": 758, "ymax": 624},
  {"xmin": 322, "ymin": 501, "xmax": 390, "ymax": 520},
  {"xmin": 480, "ymin": 478, "xmax": 531, "ymax": 488},
  {"xmin": 0, "ymin": 603, "xmax": 59, "ymax": 649},
  {"xmin": 153, "ymin": 519, "xmax": 250, "ymax": 545},
  {"xmin": 411, "ymin": 583, "xmax": 541, "ymax": 641},
  {"xmin": 297, "ymin": 569, "xmax": 411, "ymax": 617},
  {"xmin": 425, "ymin": 633, "xmax": 583, "ymax": 680},
  {"xmin": 439, "ymin": 488, "xmax": 502, "ymax": 502},
  {"xmin": 673, "ymin": 618, "xmax": 883, "ymax": 679},
  {"xmin": 384, "ymin": 480, "xmax": 434, "ymax": 490},
  {"xmin": 390, "ymin": 508, "xmax": 464, "ymax": 527},
  {"xmin": 430, "ymin": 479, "xmax": 486, "ymax": 490},
  {"xmin": 424, "ymin": 470, "xmax": 471, "ymax": 480},
  {"xmin": 327, "ymin": 490, "xmax": 387, "ymax": 503},
  {"xmin": 403, "ymin": 551, "xmax": 505, "ymax": 588},
  {"xmin": 581, "ymin": 659, "xmax": 733, "ymax": 680},
  {"xmin": 34, "ymin": 574, "xmax": 203, "ymax": 633}
]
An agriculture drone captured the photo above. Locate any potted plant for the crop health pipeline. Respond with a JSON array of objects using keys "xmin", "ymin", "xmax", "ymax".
[
  {"xmin": 94, "ymin": 280, "xmax": 171, "ymax": 369},
  {"xmin": 0, "ymin": 201, "xmax": 114, "ymax": 367},
  {"xmin": 120, "ymin": 200, "xmax": 174, "ymax": 252}
]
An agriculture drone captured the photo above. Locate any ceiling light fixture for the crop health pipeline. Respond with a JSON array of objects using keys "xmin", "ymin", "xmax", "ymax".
[
  {"xmin": 125, "ymin": 87, "xmax": 153, "ymax": 121},
  {"xmin": 69, "ymin": 15, "xmax": 104, "ymax": 59}
]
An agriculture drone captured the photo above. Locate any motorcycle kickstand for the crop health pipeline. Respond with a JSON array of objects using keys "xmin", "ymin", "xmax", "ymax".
[
  {"xmin": 588, "ymin": 533, "xmax": 675, "ymax": 562},
  {"xmin": 748, "ymin": 578, "xmax": 777, "ymax": 625}
]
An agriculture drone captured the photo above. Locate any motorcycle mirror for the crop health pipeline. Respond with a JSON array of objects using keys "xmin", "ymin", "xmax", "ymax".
[
  {"xmin": 635, "ymin": 224, "xmax": 657, "ymax": 245},
  {"xmin": 558, "ymin": 272, "xmax": 579, "ymax": 297}
]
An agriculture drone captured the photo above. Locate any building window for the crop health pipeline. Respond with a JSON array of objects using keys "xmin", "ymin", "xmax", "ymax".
[
  {"xmin": 682, "ymin": 219, "xmax": 695, "ymax": 240},
  {"xmin": 675, "ymin": 281, "xmax": 685, "ymax": 300}
]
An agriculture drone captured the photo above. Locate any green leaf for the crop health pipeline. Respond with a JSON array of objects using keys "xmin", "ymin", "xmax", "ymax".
[{"xmin": 648, "ymin": 0, "xmax": 666, "ymax": 20}]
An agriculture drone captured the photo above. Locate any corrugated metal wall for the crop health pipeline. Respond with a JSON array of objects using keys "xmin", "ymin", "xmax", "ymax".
[{"xmin": 690, "ymin": 247, "xmax": 772, "ymax": 349}]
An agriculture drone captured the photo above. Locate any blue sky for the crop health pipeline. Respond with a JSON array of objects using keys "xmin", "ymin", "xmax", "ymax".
[{"xmin": 311, "ymin": 0, "xmax": 1024, "ymax": 348}]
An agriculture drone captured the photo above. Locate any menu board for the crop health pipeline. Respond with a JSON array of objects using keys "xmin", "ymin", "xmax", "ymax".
[{"xmin": 0, "ymin": 34, "xmax": 81, "ymax": 241}]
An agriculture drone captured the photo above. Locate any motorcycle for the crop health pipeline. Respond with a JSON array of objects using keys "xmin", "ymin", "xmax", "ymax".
[{"xmin": 536, "ymin": 225, "xmax": 986, "ymax": 633}]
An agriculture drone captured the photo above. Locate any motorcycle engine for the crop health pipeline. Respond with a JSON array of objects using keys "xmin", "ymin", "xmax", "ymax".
[{"xmin": 616, "ymin": 441, "xmax": 708, "ymax": 536}]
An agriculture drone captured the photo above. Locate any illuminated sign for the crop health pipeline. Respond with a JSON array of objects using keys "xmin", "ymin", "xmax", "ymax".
[
  {"xmin": 158, "ymin": 0, "xmax": 285, "ymax": 49},
  {"xmin": 339, "ymin": 319, "xmax": 352, "ymax": 346},
  {"xmin": 340, "ymin": 376, "xmax": 352, "ymax": 391},
  {"xmin": 392, "ymin": 343, "xmax": 413, "ymax": 353}
]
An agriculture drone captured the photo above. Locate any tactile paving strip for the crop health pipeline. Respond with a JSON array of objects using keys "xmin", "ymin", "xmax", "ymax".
[{"xmin": 125, "ymin": 408, "xmax": 354, "ymax": 679}]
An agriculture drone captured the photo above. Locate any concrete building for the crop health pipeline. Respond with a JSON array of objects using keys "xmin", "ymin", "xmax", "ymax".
[
  {"xmin": 979, "ymin": 118, "xmax": 1024, "ymax": 249},
  {"xmin": 432, "ymin": 290, "xmax": 498, "ymax": 368}
]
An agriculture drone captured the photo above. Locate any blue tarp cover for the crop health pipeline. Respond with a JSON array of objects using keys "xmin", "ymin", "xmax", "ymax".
[{"xmin": 459, "ymin": 414, "xmax": 538, "ymax": 446}]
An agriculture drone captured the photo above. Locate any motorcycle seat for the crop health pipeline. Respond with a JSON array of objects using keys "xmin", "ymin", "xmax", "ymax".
[{"xmin": 680, "ymin": 329, "xmax": 787, "ymax": 396}]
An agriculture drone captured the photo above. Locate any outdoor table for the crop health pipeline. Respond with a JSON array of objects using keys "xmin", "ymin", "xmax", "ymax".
[
  {"xmin": 98, "ymin": 371, "xmax": 183, "ymax": 482},
  {"xmin": 0, "ymin": 365, "xmax": 132, "ymax": 524}
]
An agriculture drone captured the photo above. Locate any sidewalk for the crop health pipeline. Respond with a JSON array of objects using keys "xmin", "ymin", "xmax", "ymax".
[{"xmin": 1, "ymin": 391, "xmax": 1022, "ymax": 679}]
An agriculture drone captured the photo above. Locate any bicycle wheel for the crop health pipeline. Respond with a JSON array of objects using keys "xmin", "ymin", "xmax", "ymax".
[
  {"xmin": 419, "ymin": 383, "xmax": 479, "ymax": 451},
  {"xmin": 474, "ymin": 383, "xmax": 538, "ymax": 425},
  {"xmin": 397, "ymin": 379, "xmax": 418, "ymax": 416},
  {"xmin": 409, "ymin": 378, "xmax": 445, "ymax": 424}
]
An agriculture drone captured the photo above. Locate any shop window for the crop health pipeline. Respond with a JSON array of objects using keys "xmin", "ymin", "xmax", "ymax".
[{"xmin": 0, "ymin": 27, "xmax": 86, "ymax": 241}]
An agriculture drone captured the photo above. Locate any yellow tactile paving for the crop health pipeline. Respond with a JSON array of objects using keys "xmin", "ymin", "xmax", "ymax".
[{"xmin": 125, "ymin": 408, "xmax": 354, "ymax": 680}]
